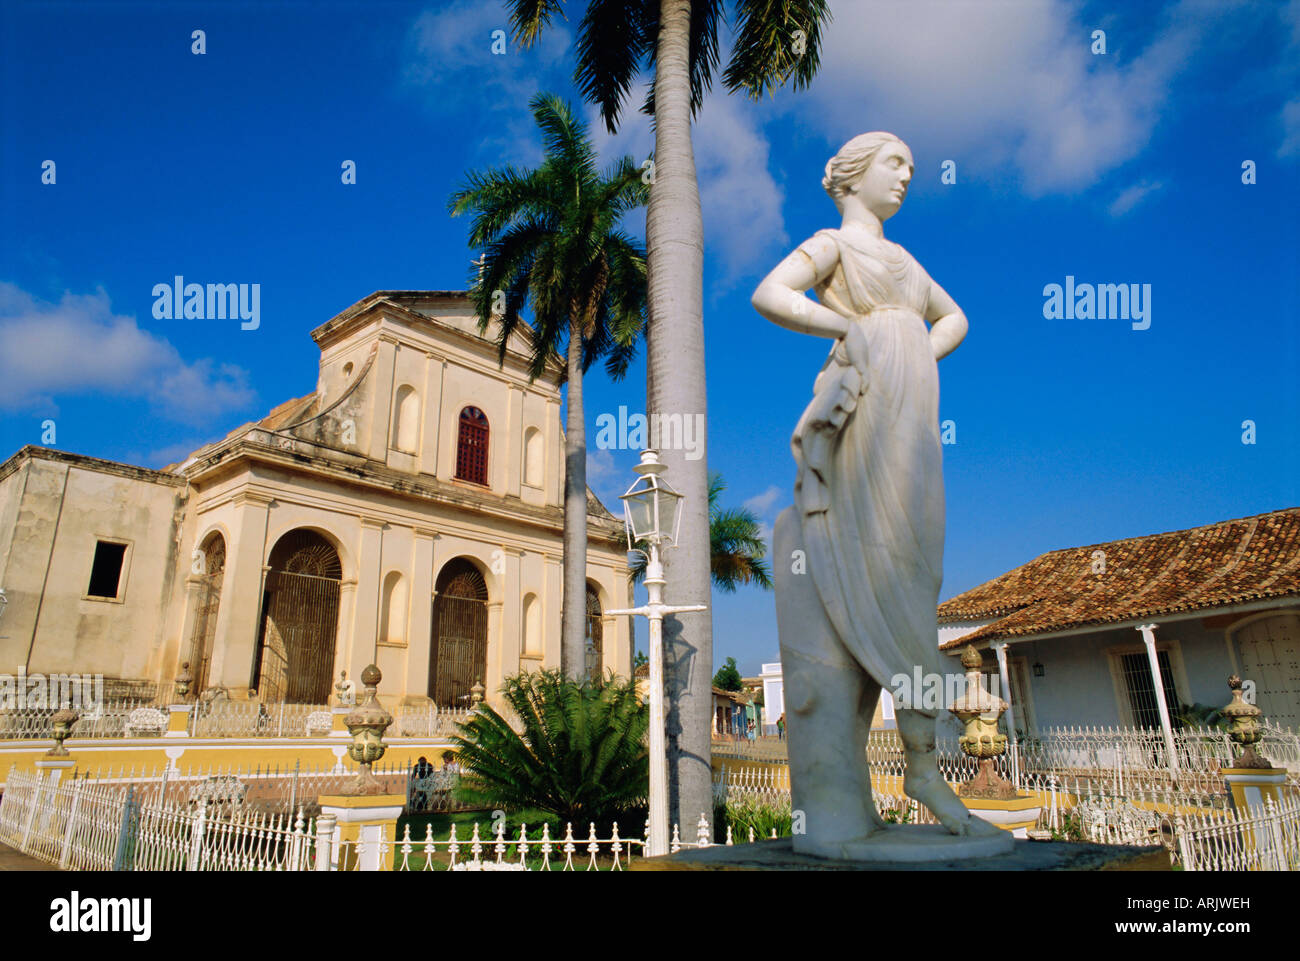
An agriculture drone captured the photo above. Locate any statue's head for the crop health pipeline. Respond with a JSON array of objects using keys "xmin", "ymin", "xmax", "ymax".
[{"xmin": 823, "ymin": 132, "xmax": 914, "ymax": 221}]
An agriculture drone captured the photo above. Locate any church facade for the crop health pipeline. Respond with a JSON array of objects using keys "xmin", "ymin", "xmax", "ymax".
[{"xmin": 0, "ymin": 291, "xmax": 633, "ymax": 709}]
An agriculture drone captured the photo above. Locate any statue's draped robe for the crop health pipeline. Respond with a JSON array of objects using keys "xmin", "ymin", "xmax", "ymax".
[{"xmin": 791, "ymin": 227, "xmax": 951, "ymax": 704}]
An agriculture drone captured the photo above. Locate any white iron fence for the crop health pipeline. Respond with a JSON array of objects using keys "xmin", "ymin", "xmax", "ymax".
[
  {"xmin": 1169, "ymin": 795, "xmax": 1300, "ymax": 871},
  {"xmin": 0, "ymin": 699, "xmax": 480, "ymax": 741}
]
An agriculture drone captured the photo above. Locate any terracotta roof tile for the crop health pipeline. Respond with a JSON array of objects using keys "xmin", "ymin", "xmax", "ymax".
[{"xmin": 937, "ymin": 508, "xmax": 1300, "ymax": 648}]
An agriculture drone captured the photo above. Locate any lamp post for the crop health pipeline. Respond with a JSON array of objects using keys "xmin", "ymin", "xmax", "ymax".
[{"xmin": 606, "ymin": 449, "xmax": 707, "ymax": 858}]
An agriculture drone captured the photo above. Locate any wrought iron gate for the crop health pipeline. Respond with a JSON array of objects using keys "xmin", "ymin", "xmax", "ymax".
[
  {"xmin": 254, "ymin": 530, "xmax": 342, "ymax": 705},
  {"xmin": 255, "ymin": 572, "xmax": 340, "ymax": 704},
  {"xmin": 429, "ymin": 561, "xmax": 488, "ymax": 707}
]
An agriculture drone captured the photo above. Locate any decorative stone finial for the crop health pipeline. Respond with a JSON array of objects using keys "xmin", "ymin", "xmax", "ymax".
[
  {"xmin": 47, "ymin": 699, "xmax": 79, "ymax": 757},
  {"xmin": 1222, "ymin": 675, "xmax": 1271, "ymax": 769},
  {"xmin": 174, "ymin": 661, "xmax": 193, "ymax": 701},
  {"xmin": 470, "ymin": 679, "xmax": 485, "ymax": 707},
  {"xmin": 949, "ymin": 647, "xmax": 1015, "ymax": 799},
  {"xmin": 343, "ymin": 664, "xmax": 393, "ymax": 795}
]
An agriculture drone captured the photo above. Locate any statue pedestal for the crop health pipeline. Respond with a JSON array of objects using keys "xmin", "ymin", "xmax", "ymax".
[
  {"xmin": 630, "ymin": 834, "xmax": 1167, "ymax": 871},
  {"xmin": 318, "ymin": 793, "xmax": 405, "ymax": 871},
  {"xmin": 1221, "ymin": 766, "xmax": 1294, "ymax": 814},
  {"xmin": 963, "ymin": 794, "xmax": 1043, "ymax": 839}
]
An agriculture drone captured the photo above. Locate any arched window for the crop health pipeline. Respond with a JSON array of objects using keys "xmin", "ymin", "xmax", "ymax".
[
  {"xmin": 585, "ymin": 583, "xmax": 604, "ymax": 682},
  {"xmin": 380, "ymin": 571, "xmax": 408, "ymax": 645},
  {"xmin": 521, "ymin": 593, "xmax": 541, "ymax": 657},
  {"xmin": 523, "ymin": 426, "xmax": 543, "ymax": 488},
  {"xmin": 429, "ymin": 558, "xmax": 489, "ymax": 707},
  {"xmin": 455, "ymin": 406, "xmax": 489, "ymax": 485},
  {"xmin": 392, "ymin": 384, "xmax": 419, "ymax": 453}
]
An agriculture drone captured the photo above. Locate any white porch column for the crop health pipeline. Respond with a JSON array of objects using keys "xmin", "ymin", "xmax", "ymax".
[
  {"xmin": 990, "ymin": 641, "xmax": 1020, "ymax": 787},
  {"xmin": 1136, "ymin": 623, "xmax": 1179, "ymax": 778}
]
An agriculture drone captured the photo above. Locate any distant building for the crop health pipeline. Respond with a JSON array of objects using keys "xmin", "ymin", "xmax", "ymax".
[
  {"xmin": 937, "ymin": 508, "xmax": 1300, "ymax": 735},
  {"xmin": 0, "ymin": 291, "xmax": 633, "ymax": 709}
]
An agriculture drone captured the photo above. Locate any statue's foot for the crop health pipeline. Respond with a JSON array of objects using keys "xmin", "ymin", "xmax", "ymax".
[
  {"xmin": 904, "ymin": 769, "xmax": 1002, "ymax": 838},
  {"xmin": 792, "ymin": 825, "xmax": 886, "ymax": 861}
]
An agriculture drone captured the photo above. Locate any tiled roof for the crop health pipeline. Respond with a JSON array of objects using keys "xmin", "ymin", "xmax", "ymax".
[{"xmin": 937, "ymin": 508, "xmax": 1300, "ymax": 649}]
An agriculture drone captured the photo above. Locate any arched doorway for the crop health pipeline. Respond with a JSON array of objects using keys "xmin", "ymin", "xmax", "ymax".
[
  {"xmin": 429, "ymin": 558, "xmax": 488, "ymax": 707},
  {"xmin": 585, "ymin": 583, "xmax": 603, "ymax": 682},
  {"xmin": 186, "ymin": 532, "xmax": 225, "ymax": 694},
  {"xmin": 253, "ymin": 529, "xmax": 342, "ymax": 704}
]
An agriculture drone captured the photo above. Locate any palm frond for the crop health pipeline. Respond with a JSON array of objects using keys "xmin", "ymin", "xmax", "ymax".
[{"xmin": 722, "ymin": 0, "xmax": 832, "ymax": 99}]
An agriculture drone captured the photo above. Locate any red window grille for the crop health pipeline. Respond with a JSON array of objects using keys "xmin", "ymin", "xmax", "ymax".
[{"xmin": 456, "ymin": 406, "xmax": 490, "ymax": 485}]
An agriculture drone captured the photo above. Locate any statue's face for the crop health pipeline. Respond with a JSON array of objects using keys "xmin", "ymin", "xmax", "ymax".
[{"xmin": 856, "ymin": 141, "xmax": 914, "ymax": 221}]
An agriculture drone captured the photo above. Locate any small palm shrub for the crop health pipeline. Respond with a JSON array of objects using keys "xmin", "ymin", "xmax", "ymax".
[{"xmin": 450, "ymin": 670, "xmax": 648, "ymax": 827}]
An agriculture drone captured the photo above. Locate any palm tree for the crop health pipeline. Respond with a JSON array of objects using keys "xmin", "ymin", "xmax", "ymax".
[
  {"xmin": 506, "ymin": 0, "xmax": 832, "ymax": 840},
  {"xmin": 449, "ymin": 93, "xmax": 648, "ymax": 680},
  {"xmin": 628, "ymin": 473, "xmax": 772, "ymax": 591},
  {"xmin": 450, "ymin": 669, "xmax": 649, "ymax": 825}
]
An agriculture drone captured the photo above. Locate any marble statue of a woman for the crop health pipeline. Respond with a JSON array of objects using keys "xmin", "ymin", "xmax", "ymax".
[{"xmin": 752, "ymin": 132, "xmax": 1009, "ymax": 860}]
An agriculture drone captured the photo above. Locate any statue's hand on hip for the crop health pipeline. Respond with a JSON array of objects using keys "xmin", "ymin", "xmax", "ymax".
[{"xmin": 832, "ymin": 319, "xmax": 870, "ymax": 393}]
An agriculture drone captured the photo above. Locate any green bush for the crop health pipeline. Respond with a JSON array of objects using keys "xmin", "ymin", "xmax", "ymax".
[{"xmin": 450, "ymin": 669, "xmax": 648, "ymax": 827}]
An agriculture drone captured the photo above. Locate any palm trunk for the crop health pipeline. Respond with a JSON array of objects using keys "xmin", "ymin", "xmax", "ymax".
[
  {"xmin": 648, "ymin": 0, "xmax": 713, "ymax": 843},
  {"xmin": 560, "ymin": 320, "xmax": 589, "ymax": 681}
]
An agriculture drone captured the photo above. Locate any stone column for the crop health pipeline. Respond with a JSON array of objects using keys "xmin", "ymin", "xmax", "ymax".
[
  {"xmin": 347, "ymin": 518, "xmax": 386, "ymax": 681},
  {"xmin": 496, "ymin": 547, "xmax": 523, "ymax": 688},
  {"xmin": 504, "ymin": 385, "xmax": 523, "ymax": 498},
  {"xmin": 208, "ymin": 492, "xmax": 273, "ymax": 693},
  {"xmin": 407, "ymin": 529, "xmax": 438, "ymax": 700},
  {"xmin": 419, "ymin": 353, "xmax": 445, "ymax": 476},
  {"xmin": 542, "ymin": 552, "xmax": 562, "ymax": 670},
  {"xmin": 990, "ymin": 641, "xmax": 1019, "ymax": 787},
  {"xmin": 484, "ymin": 599, "xmax": 505, "ymax": 706},
  {"xmin": 335, "ymin": 578, "xmax": 359, "ymax": 683},
  {"xmin": 365, "ymin": 336, "xmax": 399, "ymax": 462},
  {"xmin": 1136, "ymin": 624, "xmax": 1179, "ymax": 778}
]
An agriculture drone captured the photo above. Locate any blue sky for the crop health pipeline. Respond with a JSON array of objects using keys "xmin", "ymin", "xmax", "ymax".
[{"xmin": 2, "ymin": 0, "xmax": 1297, "ymax": 676}]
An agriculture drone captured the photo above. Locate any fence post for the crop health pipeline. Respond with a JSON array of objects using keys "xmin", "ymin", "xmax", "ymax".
[
  {"xmin": 113, "ymin": 785, "xmax": 140, "ymax": 871},
  {"xmin": 58, "ymin": 779, "xmax": 85, "ymax": 869},
  {"xmin": 315, "ymin": 814, "xmax": 337, "ymax": 871},
  {"xmin": 19, "ymin": 770, "xmax": 45, "ymax": 854},
  {"xmin": 186, "ymin": 800, "xmax": 208, "ymax": 871},
  {"xmin": 1174, "ymin": 812, "xmax": 1194, "ymax": 871}
]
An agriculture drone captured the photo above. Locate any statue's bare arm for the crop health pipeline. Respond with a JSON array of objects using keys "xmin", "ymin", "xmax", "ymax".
[
  {"xmin": 751, "ymin": 235, "xmax": 847, "ymax": 340},
  {"xmin": 925, "ymin": 277, "xmax": 967, "ymax": 361}
]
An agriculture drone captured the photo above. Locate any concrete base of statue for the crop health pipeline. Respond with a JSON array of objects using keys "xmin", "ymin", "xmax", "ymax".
[
  {"xmin": 1222, "ymin": 766, "xmax": 1294, "ymax": 814},
  {"xmin": 963, "ymin": 794, "xmax": 1043, "ymax": 839},
  {"xmin": 318, "ymin": 793, "xmax": 405, "ymax": 871},
  {"xmin": 631, "ymin": 833, "xmax": 1168, "ymax": 871}
]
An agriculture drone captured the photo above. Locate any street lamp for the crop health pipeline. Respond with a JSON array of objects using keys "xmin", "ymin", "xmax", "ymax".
[{"xmin": 606, "ymin": 449, "xmax": 706, "ymax": 858}]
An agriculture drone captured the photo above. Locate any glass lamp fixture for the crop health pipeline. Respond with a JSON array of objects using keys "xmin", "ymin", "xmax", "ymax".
[{"xmin": 618, "ymin": 450, "xmax": 684, "ymax": 550}]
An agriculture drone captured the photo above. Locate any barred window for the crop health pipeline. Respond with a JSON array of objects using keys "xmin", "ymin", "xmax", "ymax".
[{"xmin": 455, "ymin": 406, "xmax": 489, "ymax": 485}]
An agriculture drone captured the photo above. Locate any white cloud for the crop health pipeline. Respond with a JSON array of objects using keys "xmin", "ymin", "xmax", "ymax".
[
  {"xmin": 403, "ymin": 3, "xmax": 572, "ymax": 167},
  {"xmin": 742, "ymin": 485, "xmax": 782, "ymax": 517},
  {"xmin": 800, "ymin": 0, "xmax": 1247, "ymax": 195},
  {"xmin": 0, "ymin": 283, "xmax": 256, "ymax": 426},
  {"xmin": 1107, "ymin": 179, "xmax": 1164, "ymax": 217}
]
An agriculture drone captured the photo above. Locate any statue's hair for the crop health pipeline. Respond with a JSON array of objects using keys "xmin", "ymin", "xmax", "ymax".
[{"xmin": 822, "ymin": 132, "xmax": 908, "ymax": 212}]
